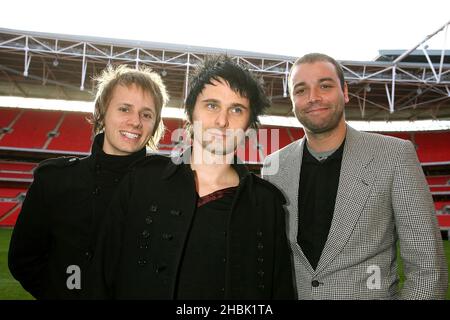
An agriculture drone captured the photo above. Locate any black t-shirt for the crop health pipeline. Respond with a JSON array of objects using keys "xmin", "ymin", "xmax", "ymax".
[{"xmin": 176, "ymin": 187, "xmax": 237, "ymax": 299}]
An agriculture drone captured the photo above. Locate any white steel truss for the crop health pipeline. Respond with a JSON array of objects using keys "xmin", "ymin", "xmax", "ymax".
[{"xmin": 0, "ymin": 22, "xmax": 449, "ymax": 120}]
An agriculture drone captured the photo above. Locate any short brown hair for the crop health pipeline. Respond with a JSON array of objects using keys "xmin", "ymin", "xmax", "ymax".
[
  {"xmin": 90, "ymin": 64, "xmax": 169, "ymax": 150},
  {"xmin": 289, "ymin": 53, "xmax": 345, "ymax": 96}
]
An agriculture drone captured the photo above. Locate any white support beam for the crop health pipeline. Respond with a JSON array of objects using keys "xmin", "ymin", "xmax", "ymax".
[{"xmin": 80, "ymin": 43, "xmax": 87, "ymax": 91}]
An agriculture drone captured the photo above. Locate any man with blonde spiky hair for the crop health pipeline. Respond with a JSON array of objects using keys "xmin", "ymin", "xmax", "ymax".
[{"xmin": 9, "ymin": 64, "xmax": 169, "ymax": 299}]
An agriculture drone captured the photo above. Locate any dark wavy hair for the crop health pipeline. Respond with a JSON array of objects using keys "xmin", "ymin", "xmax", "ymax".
[{"xmin": 185, "ymin": 55, "xmax": 270, "ymax": 130}]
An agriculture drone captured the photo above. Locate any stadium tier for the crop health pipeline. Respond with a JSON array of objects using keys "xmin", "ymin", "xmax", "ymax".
[
  {"xmin": 0, "ymin": 106, "xmax": 449, "ymax": 228},
  {"xmin": 0, "ymin": 187, "xmax": 26, "ymax": 227},
  {"xmin": 0, "ymin": 160, "xmax": 35, "ymax": 182}
]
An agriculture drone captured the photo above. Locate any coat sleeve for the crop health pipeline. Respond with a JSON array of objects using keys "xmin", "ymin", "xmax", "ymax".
[
  {"xmin": 87, "ymin": 171, "xmax": 132, "ymax": 299},
  {"xmin": 392, "ymin": 140, "xmax": 448, "ymax": 299},
  {"xmin": 8, "ymin": 170, "xmax": 51, "ymax": 299},
  {"xmin": 272, "ymin": 196, "xmax": 297, "ymax": 299}
]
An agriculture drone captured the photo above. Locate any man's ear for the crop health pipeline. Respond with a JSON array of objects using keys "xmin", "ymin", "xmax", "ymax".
[{"xmin": 343, "ymin": 82, "xmax": 350, "ymax": 103}]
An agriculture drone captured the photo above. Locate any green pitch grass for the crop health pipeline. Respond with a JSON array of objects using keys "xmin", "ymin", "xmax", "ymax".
[{"xmin": 0, "ymin": 228, "xmax": 449, "ymax": 300}]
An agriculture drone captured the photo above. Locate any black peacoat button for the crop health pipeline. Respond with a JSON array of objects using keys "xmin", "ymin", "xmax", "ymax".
[
  {"xmin": 92, "ymin": 186, "xmax": 100, "ymax": 195},
  {"xmin": 149, "ymin": 204, "xmax": 158, "ymax": 212},
  {"xmin": 258, "ymin": 284, "xmax": 265, "ymax": 290},
  {"xmin": 257, "ymin": 243, "xmax": 264, "ymax": 250},
  {"xmin": 257, "ymin": 257, "xmax": 264, "ymax": 263},
  {"xmin": 141, "ymin": 230, "xmax": 150, "ymax": 238},
  {"xmin": 257, "ymin": 270, "xmax": 264, "ymax": 278},
  {"xmin": 170, "ymin": 209, "xmax": 181, "ymax": 216},
  {"xmin": 256, "ymin": 230, "xmax": 263, "ymax": 237},
  {"xmin": 85, "ymin": 251, "xmax": 93, "ymax": 261},
  {"xmin": 145, "ymin": 216, "xmax": 153, "ymax": 225},
  {"xmin": 311, "ymin": 280, "xmax": 320, "ymax": 287},
  {"xmin": 137, "ymin": 259, "xmax": 147, "ymax": 266},
  {"xmin": 162, "ymin": 233, "xmax": 173, "ymax": 240}
]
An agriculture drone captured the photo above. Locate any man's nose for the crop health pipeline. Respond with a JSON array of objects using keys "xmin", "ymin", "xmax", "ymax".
[{"xmin": 215, "ymin": 110, "xmax": 229, "ymax": 128}]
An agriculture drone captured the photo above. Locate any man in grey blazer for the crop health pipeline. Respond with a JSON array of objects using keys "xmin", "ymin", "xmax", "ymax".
[{"xmin": 262, "ymin": 53, "xmax": 448, "ymax": 299}]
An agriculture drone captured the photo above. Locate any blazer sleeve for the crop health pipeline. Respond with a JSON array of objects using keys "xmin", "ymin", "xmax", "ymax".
[
  {"xmin": 392, "ymin": 140, "xmax": 448, "ymax": 299},
  {"xmin": 8, "ymin": 170, "xmax": 51, "ymax": 299}
]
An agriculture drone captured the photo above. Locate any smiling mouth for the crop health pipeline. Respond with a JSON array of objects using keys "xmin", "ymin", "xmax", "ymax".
[
  {"xmin": 120, "ymin": 131, "xmax": 141, "ymax": 139},
  {"xmin": 307, "ymin": 107, "xmax": 329, "ymax": 114}
]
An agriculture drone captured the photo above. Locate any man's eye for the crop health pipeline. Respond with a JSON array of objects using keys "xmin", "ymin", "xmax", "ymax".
[
  {"xmin": 231, "ymin": 107, "xmax": 243, "ymax": 114},
  {"xmin": 207, "ymin": 103, "xmax": 218, "ymax": 110},
  {"xmin": 119, "ymin": 106, "xmax": 129, "ymax": 112},
  {"xmin": 142, "ymin": 112, "xmax": 153, "ymax": 119},
  {"xmin": 294, "ymin": 89, "xmax": 305, "ymax": 95}
]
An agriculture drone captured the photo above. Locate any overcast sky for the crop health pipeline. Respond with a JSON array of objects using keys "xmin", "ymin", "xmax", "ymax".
[{"xmin": 2, "ymin": 0, "xmax": 449, "ymax": 61}]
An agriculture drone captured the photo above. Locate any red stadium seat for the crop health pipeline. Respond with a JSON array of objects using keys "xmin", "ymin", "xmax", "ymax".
[
  {"xmin": 436, "ymin": 214, "xmax": 450, "ymax": 229},
  {"xmin": 0, "ymin": 202, "xmax": 21, "ymax": 227},
  {"xmin": 0, "ymin": 109, "xmax": 61, "ymax": 149},
  {"xmin": 46, "ymin": 112, "xmax": 93, "ymax": 153},
  {"xmin": 0, "ymin": 107, "xmax": 22, "ymax": 130},
  {"xmin": 0, "ymin": 161, "xmax": 36, "ymax": 182},
  {"xmin": 415, "ymin": 132, "xmax": 450, "ymax": 163},
  {"xmin": 158, "ymin": 119, "xmax": 184, "ymax": 151}
]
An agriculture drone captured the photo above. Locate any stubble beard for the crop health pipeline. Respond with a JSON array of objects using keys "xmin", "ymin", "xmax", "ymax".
[{"xmin": 295, "ymin": 100, "xmax": 345, "ymax": 135}]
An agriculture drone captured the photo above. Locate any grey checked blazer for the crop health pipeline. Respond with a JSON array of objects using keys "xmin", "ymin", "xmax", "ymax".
[{"xmin": 262, "ymin": 125, "xmax": 448, "ymax": 299}]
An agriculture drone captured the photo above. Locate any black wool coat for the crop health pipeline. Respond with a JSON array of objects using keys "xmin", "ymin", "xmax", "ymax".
[
  {"xmin": 8, "ymin": 133, "xmax": 146, "ymax": 299},
  {"xmin": 95, "ymin": 154, "xmax": 296, "ymax": 300}
]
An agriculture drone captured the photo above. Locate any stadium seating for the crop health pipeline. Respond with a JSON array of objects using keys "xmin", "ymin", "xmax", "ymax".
[
  {"xmin": 437, "ymin": 215, "xmax": 450, "ymax": 230},
  {"xmin": 435, "ymin": 201, "xmax": 450, "ymax": 214},
  {"xmin": 0, "ymin": 187, "xmax": 26, "ymax": 227},
  {"xmin": 158, "ymin": 119, "xmax": 184, "ymax": 152},
  {"xmin": 385, "ymin": 131, "xmax": 450, "ymax": 163},
  {"xmin": 1, "ymin": 107, "xmax": 449, "ymax": 229},
  {"xmin": 427, "ymin": 175, "xmax": 450, "ymax": 194},
  {"xmin": 46, "ymin": 112, "xmax": 93, "ymax": 153},
  {"xmin": 0, "ymin": 107, "xmax": 22, "ymax": 130},
  {"xmin": 0, "ymin": 108, "xmax": 62, "ymax": 149},
  {"xmin": 0, "ymin": 161, "xmax": 35, "ymax": 182},
  {"xmin": 415, "ymin": 132, "xmax": 450, "ymax": 163}
]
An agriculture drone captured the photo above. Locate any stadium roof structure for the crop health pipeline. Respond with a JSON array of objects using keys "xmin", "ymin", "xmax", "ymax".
[{"xmin": 0, "ymin": 21, "xmax": 449, "ymax": 122}]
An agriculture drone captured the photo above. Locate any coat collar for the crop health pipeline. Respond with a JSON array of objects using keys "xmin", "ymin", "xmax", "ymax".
[{"xmin": 86, "ymin": 133, "xmax": 146, "ymax": 171}]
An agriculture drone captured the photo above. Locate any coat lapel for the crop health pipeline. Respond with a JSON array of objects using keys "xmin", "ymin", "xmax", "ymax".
[
  {"xmin": 315, "ymin": 126, "xmax": 375, "ymax": 274},
  {"xmin": 280, "ymin": 138, "xmax": 315, "ymax": 273}
]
